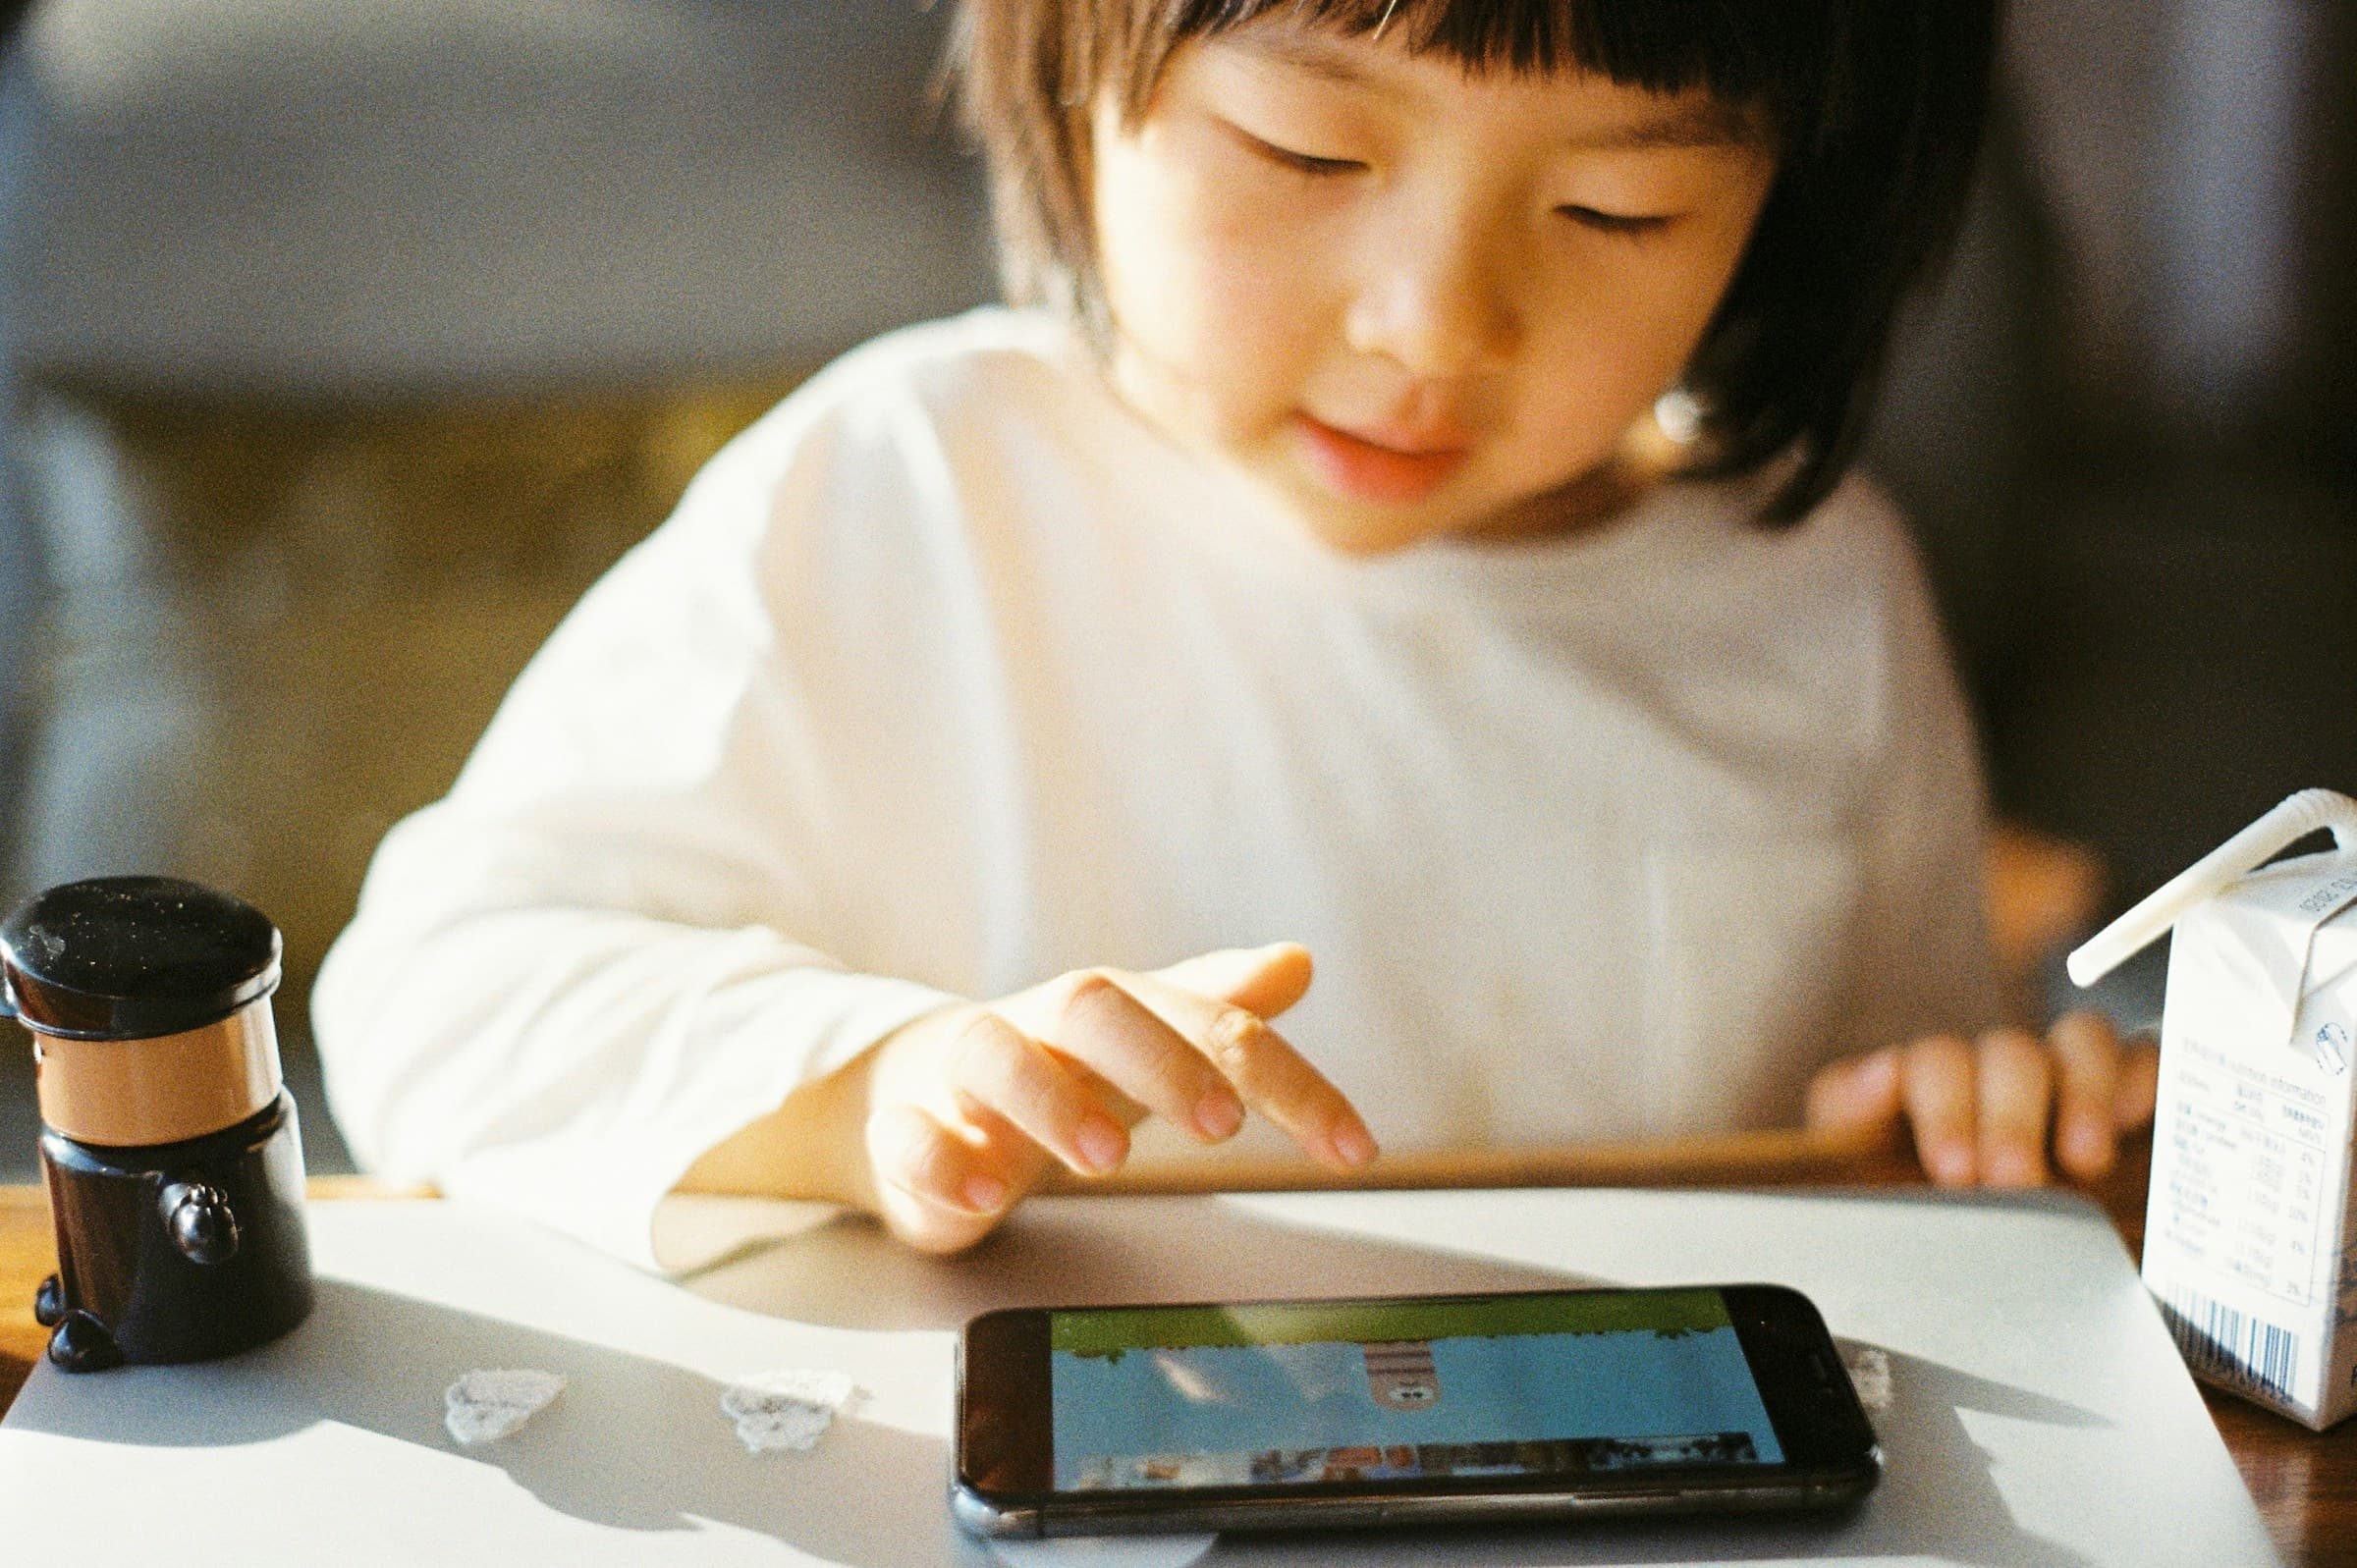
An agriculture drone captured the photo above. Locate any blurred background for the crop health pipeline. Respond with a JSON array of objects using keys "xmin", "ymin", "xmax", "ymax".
[{"xmin": 0, "ymin": 0, "xmax": 2349, "ymax": 1179}]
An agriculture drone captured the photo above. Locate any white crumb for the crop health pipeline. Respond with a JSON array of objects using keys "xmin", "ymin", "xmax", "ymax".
[
  {"xmin": 721, "ymin": 1367, "xmax": 860, "ymax": 1453},
  {"xmin": 445, "ymin": 1369, "xmax": 566, "ymax": 1444}
]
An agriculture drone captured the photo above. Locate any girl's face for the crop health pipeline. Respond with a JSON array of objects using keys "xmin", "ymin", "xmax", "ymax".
[{"xmin": 1090, "ymin": 19, "xmax": 1778, "ymax": 555}]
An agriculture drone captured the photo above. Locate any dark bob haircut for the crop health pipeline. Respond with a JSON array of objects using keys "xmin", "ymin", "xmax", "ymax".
[{"xmin": 949, "ymin": 0, "xmax": 2001, "ymax": 525}]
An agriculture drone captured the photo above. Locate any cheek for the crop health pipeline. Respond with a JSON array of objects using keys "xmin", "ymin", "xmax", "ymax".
[
  {"xmin": 1095, "ymin": 131, "xmax": 1327, "ymax": 436},
  {"xmin": 1617, "ymin": 197, "xmax": 1772, "ymax": 380},
  {"xmin": 1520, "ymin": 229, "xmax": 1757, "ymax": 449}
]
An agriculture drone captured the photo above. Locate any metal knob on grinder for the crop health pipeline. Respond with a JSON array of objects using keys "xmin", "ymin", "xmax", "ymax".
[{"xmin": 2, "ymin": 877, "xmax": 314, "ymax": 1372}]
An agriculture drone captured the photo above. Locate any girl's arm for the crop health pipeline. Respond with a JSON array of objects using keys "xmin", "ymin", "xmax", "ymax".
[
  {"xmin": 310, "ymin": 396, "xmax": 958, "ymax": 1269},
  {"xmin": 313, "ymin": 368, "xmax": 1371, "ymax": 1268}
]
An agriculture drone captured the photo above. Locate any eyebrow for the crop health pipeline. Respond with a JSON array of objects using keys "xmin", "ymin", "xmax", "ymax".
[{"xmin": 1223, "ymin": 27, "xmax": 1762, "ymax": 151}]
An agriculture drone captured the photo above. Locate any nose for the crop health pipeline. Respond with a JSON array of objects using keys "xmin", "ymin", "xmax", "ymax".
[{"xmin": 1343, "ymin": 202, "xmax": 1519, "ymax": 380}]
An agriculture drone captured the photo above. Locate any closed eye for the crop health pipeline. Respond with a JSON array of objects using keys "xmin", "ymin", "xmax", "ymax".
[
  {"xmin": 1233, "ymin": 125, "xmax": 1365, "ymax": 178},
  {"xmin": 1559, "ymin": 205, "xmax": 1673, "ymax": 238}
]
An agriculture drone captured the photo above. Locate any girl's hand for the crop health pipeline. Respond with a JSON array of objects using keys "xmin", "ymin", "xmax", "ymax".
[
  {"xmin": 1804, "ymin": 1011, "xmax": 2160, "ymax": 1186},
  {"xmin": 860, "ymin": 943, "xmax": 1375, "ymax": 1252}
]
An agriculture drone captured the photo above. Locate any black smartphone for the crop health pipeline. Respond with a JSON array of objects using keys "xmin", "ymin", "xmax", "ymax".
[{"xmin": 954, "ymin": 1282, "xmax": 1880, "ymax": 1539}]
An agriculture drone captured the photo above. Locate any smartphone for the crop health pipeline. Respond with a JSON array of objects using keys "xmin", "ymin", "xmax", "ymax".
[{"xmin": 954, "ymin": 1282, "xmax": 1880, "ymax": 1539}]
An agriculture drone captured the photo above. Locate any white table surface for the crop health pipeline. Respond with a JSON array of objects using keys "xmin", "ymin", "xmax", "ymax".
[{"xmin": 0, "ymin": 1186, "xmax": 2278, "ymax": 1566}]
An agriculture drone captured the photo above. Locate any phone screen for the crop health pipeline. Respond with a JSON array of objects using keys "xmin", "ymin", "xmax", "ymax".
[{"xmin": 1045, "ymin": 1288, "xmax": 1783, "ymax": 1492}]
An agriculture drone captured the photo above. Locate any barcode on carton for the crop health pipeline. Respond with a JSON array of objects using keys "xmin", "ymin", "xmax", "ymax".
[{"xmin": 2161, "ymin": 1286, "xmax": 2302, "ymax": 1405}]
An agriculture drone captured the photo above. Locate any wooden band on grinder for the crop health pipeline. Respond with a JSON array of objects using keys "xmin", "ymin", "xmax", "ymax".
[{"xmin": 30, "ymin": 1001, "xmax": 283, "ymax": 1148}]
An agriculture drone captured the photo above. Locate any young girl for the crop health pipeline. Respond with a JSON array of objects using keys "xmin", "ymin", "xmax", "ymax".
[{"xmin": 315, "ymin": 0, "xmax": 2157, "ymax": 1269}]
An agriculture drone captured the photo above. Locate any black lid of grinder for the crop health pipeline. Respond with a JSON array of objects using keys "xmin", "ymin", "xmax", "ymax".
[{"xmin": 0, "ymin": 876, "xmax": 282, "ymax": 1041}]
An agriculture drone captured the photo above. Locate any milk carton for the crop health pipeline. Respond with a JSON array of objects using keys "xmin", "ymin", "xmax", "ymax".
[{"xmin": 2070, "ymin": 788, "xmax": 2357, "ymax": 1429}]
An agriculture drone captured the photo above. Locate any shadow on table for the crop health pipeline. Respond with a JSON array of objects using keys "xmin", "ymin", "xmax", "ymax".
[
  {"xmin": 685, "ymin": 1194, "xmax": 1606, "ymax": 1332},
  {"xmin": 3, "ymin": 1192, "xmax": 2111, "ymax": 1566},
  {"xmin": 8, "ymin": 1277, "xmax": 975, "ymax": 1567},
  {"xmin": 683, "ymin": 1194, "xmax": 2105, "ymax": 1567}
]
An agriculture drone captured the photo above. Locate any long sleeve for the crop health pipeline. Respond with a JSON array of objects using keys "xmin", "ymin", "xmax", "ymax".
[
  {"xmin": 318, "ymin": 309, "xmax": 2007, "ymax": 1265},
  {"xmin": 312, "ymin": 390, "xmax": 961, "ymax": 1271}
]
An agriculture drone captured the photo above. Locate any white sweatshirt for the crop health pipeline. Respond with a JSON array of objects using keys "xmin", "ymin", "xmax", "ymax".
[{"xmin": 313, "ymin": 308, "xmax": 1999, "ymax": 1270}]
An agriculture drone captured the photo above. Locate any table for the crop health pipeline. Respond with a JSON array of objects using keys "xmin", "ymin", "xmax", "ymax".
[{"xmin": 4, "ymin": 1136, "xmax": 2352, "ymax": 1565}]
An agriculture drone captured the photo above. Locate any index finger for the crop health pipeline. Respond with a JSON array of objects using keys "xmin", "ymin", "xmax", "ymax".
[{"xmin": 1114, "ymin": 968, "xmax": 1377, "ymax": 1172}]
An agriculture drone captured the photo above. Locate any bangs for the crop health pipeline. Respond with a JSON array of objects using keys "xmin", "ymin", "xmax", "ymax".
[{"xmin": 1152, "ymin": 0, "xmax": 1830, "ymax": 144}]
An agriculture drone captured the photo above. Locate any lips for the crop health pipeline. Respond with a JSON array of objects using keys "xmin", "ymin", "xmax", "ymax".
[{"xmin": 1290, "ymin": 413, "xmax": 1471, "ymax": 505}]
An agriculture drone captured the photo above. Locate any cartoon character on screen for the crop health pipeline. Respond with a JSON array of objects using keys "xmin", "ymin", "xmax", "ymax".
[{"xmin": 1362, "ymin": 1340, "xmax": 1441, "ymax": 1411}]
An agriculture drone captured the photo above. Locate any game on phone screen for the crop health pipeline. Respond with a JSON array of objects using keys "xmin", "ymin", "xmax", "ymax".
[{"xmin": 1048, "ymin": 1288, "xmax": 1785, "ymax": 1491}]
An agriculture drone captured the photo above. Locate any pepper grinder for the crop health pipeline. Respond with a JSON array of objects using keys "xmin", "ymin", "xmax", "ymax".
[{"xmin": 1, "ymin": 876, "xmax": 313, "ymax": 1372}]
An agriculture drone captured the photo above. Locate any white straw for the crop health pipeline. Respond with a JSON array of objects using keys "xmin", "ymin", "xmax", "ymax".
[{"xmin": 2066, "ymin": 788, "xmax": 2357, "ymax": 989}]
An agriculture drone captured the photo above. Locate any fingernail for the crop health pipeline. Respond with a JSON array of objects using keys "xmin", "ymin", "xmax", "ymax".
[
  {"xmin": 1331, "ymin": 1122, "xmax": 1378, "ymax": 1168},
  {"xmin": 1076, "ymin": 1119, "xmax": 1125, "ymax": 1175},
  {"xmin": 962, "ymin": 1174, "xmax": 1008, "ymax": 1214},
  {"xmin": 1196, "ymin": 1088, "xmax": 1244, "ymax": 1140}
]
